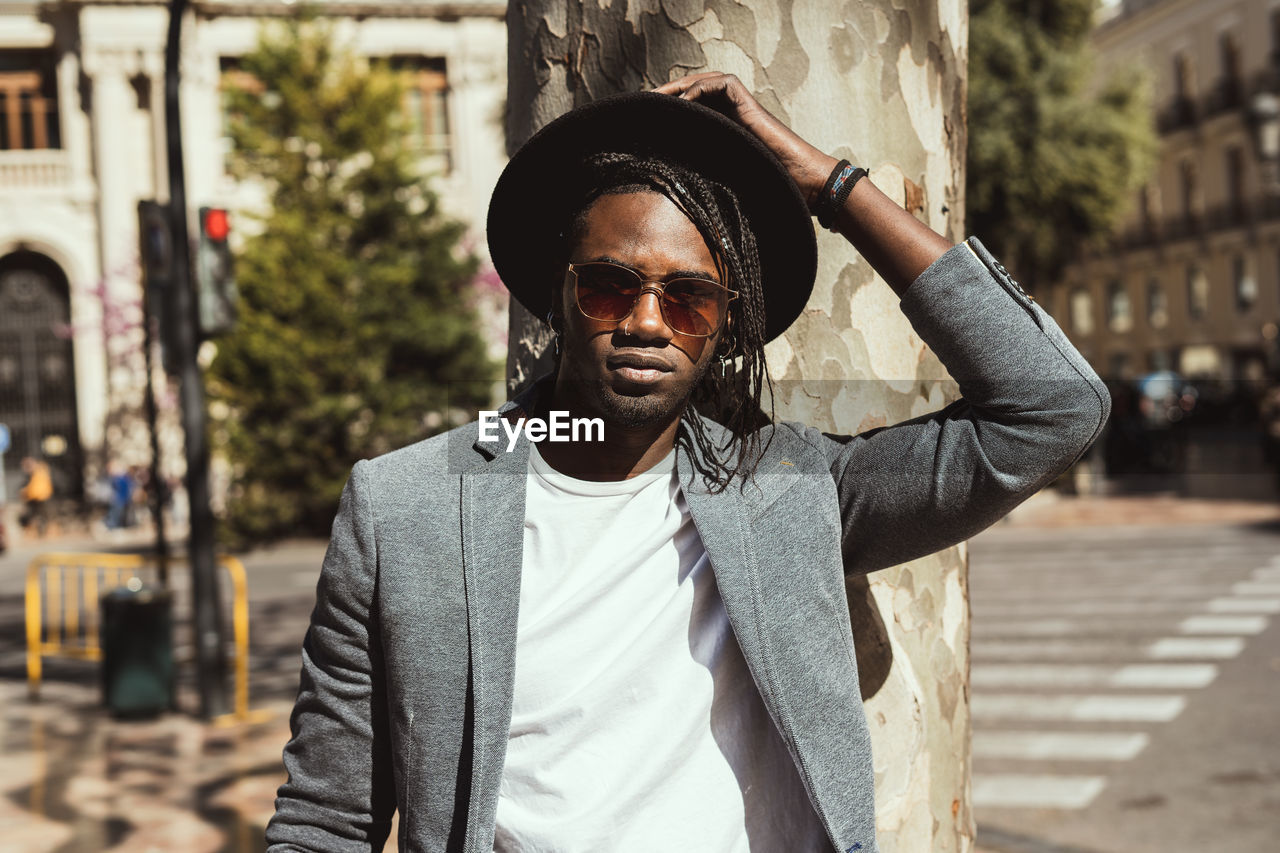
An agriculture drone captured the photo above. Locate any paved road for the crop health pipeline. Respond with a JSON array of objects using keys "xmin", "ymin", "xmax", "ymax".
[
  {"xmin": 969, "ymin": 520, "xmax": 1280, "ymax": 853},
  {"xmin": 3, "ymin": 513, "xmax": 1277, "ymax": 852}
]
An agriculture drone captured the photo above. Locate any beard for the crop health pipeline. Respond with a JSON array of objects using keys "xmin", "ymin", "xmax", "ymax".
[
  {"xmin": 563, "ymin": 356, "xmax": 714, "ymax": 431},
  {"xmin": 592, "ymin": 381, "xmax": 685, "ymax": 428}
]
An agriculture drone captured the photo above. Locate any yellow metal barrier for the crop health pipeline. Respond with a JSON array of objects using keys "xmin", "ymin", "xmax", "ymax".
[{"xmin": 24, "ymin": 553, "xmax": 268, "ymax": 724}]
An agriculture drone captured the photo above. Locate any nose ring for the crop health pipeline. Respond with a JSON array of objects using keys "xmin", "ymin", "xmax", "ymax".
[{"xmin": 619, "ymin": 285, "xmax": 665, "ymax": 335}]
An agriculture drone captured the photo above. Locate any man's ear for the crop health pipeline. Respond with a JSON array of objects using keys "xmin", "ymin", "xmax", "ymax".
[
  {"xmin": 547, "ymin": 281, "xmax": 569, "ymax": 332},
  {"xmin": 718, "ymin": 311, "xmax": 736, "ymax": 356}
]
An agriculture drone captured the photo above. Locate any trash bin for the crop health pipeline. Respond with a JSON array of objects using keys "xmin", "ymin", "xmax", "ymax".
[{"xmin": 100, "ymin": 579, "xmax": 173, "ymax": 718}]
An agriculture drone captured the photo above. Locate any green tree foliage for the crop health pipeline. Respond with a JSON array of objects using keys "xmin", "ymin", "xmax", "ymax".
[
  {"xmin": 209, "ymin": 17, "xmax": 496, "ymax": 543},
  {"xmin": 968, "ymin": 0, "xmax": 1158, "ymax": 290}
]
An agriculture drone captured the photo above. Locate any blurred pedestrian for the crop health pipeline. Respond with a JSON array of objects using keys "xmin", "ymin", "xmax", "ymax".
[
  {"xmin": 18, "ymin": 456, "xmax": 53, "ymax": 538},
  {"xmin": 105, "ymin": 462, "xmax": 135, "ymax": 530},
  {"xmin": 1259, "ymin": 381, "xmax": 1280, "ymax": 492}
]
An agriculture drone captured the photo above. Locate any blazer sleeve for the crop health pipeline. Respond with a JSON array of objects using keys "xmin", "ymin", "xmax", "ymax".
[
  {"xmin": 265, "ymin": 460, "xmax": 397, "ymax": 851},
  {"xmin": 793, "ymin": 237, "xmax": 1110, "ymax": 576}
]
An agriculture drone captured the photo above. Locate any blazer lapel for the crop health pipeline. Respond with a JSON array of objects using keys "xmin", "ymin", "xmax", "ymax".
[
  {"xmin": 675, "ymin": 429, "xmax": 771, "ymax": 689},
  {"xmin": 460, "ymin": 400, "xmax": 531, "ymax": 852}
]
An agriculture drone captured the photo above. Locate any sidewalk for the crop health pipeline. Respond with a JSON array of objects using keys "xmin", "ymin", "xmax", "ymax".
[
  {"xmin": 0, "ymin": 679, "xmax": 294, "ymax": 853},
  {"xmin": 1001, "ymin": 487, "xmax": 1280, "ymax": 529},
  {"xmin": 2, "ymin": 491, "xmax": 1274, "ymax": 852},
  {"xmin": 0, "ymin": 535, "xmax": 330, "ymax": 853}
]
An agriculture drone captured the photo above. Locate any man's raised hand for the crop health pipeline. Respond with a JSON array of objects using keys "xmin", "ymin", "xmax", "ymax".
[{"xmin": 653, "ymin": 73, "xmax": 838, "ymax": 213}]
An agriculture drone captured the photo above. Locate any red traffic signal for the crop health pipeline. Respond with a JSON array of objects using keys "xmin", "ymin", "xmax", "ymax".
[
  {"xmin": 202, "ymin": 207, "xmax": 230, "ymax": 242},
  {"xmin": 196, "ymin": 205, "xmax": 236, "ymax": 336}
]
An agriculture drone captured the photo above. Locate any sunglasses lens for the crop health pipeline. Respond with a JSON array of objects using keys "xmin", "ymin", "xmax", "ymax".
[
  {"xmin": 571, "ymin": 263, "xmax": 729, "ymax": 336},
  {"xmin": 662, "ymin": 278, "xmax": 726, "ymax": 336},
  {"xmin": 575, "ymin": 264, "xmax": 641, "ymax": 321}
]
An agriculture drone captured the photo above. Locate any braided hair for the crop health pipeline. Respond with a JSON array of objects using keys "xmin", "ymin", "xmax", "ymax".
[{"xmin": 561, "ymin": 151, "xmax": 774, "ymax": 491}]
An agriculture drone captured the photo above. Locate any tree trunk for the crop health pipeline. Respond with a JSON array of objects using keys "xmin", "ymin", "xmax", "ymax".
[{"xmin": 505, "ymin": 2, "xmax": 971, "ymax": 850}]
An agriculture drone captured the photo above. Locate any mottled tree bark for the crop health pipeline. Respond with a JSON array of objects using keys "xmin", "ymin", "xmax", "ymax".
[{"xmin": 505, "ymin": 2, "xmax": 971, "ymax": 850}]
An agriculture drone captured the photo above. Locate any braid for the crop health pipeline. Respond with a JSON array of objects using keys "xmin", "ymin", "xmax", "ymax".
[{"xmin": 563, "ymin": 151, "xmax": 774, "ymax": 491}]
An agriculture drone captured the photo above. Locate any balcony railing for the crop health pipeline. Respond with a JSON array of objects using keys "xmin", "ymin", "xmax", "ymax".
[
  {"xmin": 1156, "ymin": 64, "xmax": 1280, "ymax": 136},
  {"xmin": 1110, "ymin": 198, "xmax": 1280, "ymax": 252},
  {"xmin": 1203, "ymin": 77, "xmax": 1243, "ymax": 117},
  {"xmin": 1156, "ymin": 96, "xmax": 1197, "ymax": 134},
  {"xmin": 0, "ymin": 149, "xmax": 71, "ymax": 189}
]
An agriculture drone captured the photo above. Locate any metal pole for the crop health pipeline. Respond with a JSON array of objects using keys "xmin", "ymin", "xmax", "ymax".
[
  {"xmin": 141, "ymin": 290, "xmax": 169, "ymax": 588},
  {"xmin": 166, "ymin": 0, "xmax": 229, "ymax": 718}
]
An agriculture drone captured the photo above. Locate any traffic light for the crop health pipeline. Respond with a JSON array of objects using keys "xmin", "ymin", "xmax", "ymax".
[
  {"xmin": 195, "ymin": 206, "xmax": 237, "ymax": 337},
  {"xmin": 138, "ymin": 200, "xmax": 179, "ymax": 374}
]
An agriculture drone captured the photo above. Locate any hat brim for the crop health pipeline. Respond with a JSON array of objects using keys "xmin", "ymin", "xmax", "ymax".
[{"xmin": 486, "ymin": 91, "xmax": 817, "ymax": 344}]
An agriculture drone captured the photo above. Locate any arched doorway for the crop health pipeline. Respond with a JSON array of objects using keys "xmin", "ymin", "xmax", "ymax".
[{"xmin": 0, "ymin": 250, "xmax": 82, "ymax": 502}]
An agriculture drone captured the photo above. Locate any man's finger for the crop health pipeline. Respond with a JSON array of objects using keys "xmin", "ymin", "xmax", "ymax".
[
  {"xmin": 680, "ymin": 79, "xmax": 744, "ymax": 109},
  {"xmin": 652, "ymin": 71, "xmax": 722, "ymax": 94}
]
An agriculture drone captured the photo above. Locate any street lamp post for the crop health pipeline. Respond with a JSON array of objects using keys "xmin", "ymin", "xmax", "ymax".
[
  {"xmin": 1249, "ymin": 91, "xmax": 1280, "ymax": 207},
  {"xmin": 166, "ymin": 0, "xmax": 229, "ymax": 719}
]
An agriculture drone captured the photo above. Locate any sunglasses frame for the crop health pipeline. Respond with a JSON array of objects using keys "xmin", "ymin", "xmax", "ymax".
[{"xmin": 566, "ymin": 261, "xmax": 739, "ymax": 338}]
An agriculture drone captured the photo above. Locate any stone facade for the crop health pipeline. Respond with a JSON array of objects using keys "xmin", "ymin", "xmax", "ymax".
[
  {"xmin": 0, "ymin": 0, "xmax": 507, "ymax": 498},
  {"xmin": 1049, "ymin": 0, "xmax": 1280, "ymax": 383}
]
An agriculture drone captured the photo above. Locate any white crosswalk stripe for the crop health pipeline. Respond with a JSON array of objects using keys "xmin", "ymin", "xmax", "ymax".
[
  {"xmin": 974, "ymin": 598, "xmax": 1280, "ymax": 615},
  {"xmin": 1177, "ymin": 614, "xmax": 1269, "ymax": 633},
  {"xmin": 1205, "ymin": 596, "xmax": 1280, "ymax": 613},
  {"xmin": 973, "ymin": 731, "xmax": 1149, "ymax": 761},
  {"xmin": 973, "ymin": 693, "xmax": 1187, "ymax": 721},
  {"xmin": 1145, "ymin": 637, "xmax": 1246, "ymax": 659},
  {"xmin": 972, "ymin": 636, "xmax": 1245, "ymax": 659},
  {"xmin": 972, "ymin": 663, "xmax": 1218, "ymax": 689},
  {"xmin": 972, "ymin": 775, "xmax": 1107, "ymax": 809},
  {"xmin": 1230, "ymin": 581, "xmax": 1280, "ymax": 595},
  {"xmin": 967, "ymin": 525, "xmax": 1274, "ymax": 812}
]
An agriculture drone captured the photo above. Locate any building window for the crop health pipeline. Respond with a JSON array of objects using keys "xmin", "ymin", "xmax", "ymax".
[
  {"xmin": 389, "ymin": 57, "xmax": 451, "ymax": 174},
  {"xmin": 1225, "ymin": 146, "xmax": 1245, "ymax": 224},
  {"xmin": 1179, "ymin": 159, "xmax": 1198, "ymax": 228},
  {"xmin": 1109, "ymin": 352, "xmax": 1133, "ymax": 381},
  {"xmin": 1272, "ymin": 11, "xmax": 1280, "ymax": 68},
  {"xmin": 1234, "ymin": 254, "xmax": 1257, "ymax": 312},
  {"xmin": 1180, "ymin": 344, "xmax": 1222, "ymax": 378},
  {"xmin": 1219, "ymin": 32, "xmax": 1241, "ymax": 107},
  {"xmin": 1186, "ymin": 264, "xmax": 1209, "ymax": 320},
  {"xmin": 1149, "ymin": 349, "xmax": 1173, "ymax": 373},
  {"xmin": 1138, "ymin": 185, "xmax": 1152, "ymax": 235},
  {"xmin": 0, "ymin": 50, "xmax": 60, "ymax": 151},
  {"xmin": 1174, "ymin": 53, "xmax": 1193, "ymax": 99},
  {"xmin": 1070, "ymin": 287, "xmax": 1094, "ymax": 335},
  {"xmin": 1107, "ymin": 280, "xmax": 1133, "ymax": 332},
  {"xmin": 1147, "ymin": 278, "xmax": 1168, "ymax": 329}
]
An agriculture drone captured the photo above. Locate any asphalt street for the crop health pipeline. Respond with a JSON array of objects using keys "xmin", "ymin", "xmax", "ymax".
[
  {"xmin": 0, "ymin": 503, "xmax": 1277, "ymax": 852},
  {"xmin": 969, "ymin": 520, "xmax": 1280, "ymax": 853}
]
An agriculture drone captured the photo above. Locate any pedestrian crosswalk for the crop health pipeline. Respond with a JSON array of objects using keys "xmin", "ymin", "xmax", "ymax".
[
  {"xmin": 971, "ymin": 663, "xmax": 1218, "ymax": 689},
  {"xmin": 967, "ymin": 527, "xmax": 1278, "ymax": 811}
]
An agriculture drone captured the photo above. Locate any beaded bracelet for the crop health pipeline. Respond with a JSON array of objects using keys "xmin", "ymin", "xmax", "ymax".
[{"xmin": 815, "ymin": 160, "xmax": 868, "ymax": 230}]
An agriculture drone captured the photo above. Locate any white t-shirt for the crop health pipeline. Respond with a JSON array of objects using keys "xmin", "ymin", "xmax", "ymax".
[{"xmin": 492, "ymin": 444, "xmax": 830, "ymax": 852}]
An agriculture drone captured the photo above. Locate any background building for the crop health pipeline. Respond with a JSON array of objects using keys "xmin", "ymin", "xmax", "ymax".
[
  {"xmin": 1049, "ymin": 0, "xmax": 1280, "ymax": 386},
  {"xmin": 0, "ymin": 0, "xmax": 507, "ymax": 502}
]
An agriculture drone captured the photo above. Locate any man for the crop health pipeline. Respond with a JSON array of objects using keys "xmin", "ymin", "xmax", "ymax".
[{"xmin": 267, "ymin": 75, "xmax": 1108, "ymax": 853}]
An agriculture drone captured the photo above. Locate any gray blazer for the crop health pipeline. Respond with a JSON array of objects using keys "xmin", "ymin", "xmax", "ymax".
[{"xmin": 265, "ymin": 239, "xmax": 1109, "ymax": 853}]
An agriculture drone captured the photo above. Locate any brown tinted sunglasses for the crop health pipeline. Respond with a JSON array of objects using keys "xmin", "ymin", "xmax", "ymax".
[{"xmin": 566, "ymin": 261, "xmax": 738, "ymax": 338}]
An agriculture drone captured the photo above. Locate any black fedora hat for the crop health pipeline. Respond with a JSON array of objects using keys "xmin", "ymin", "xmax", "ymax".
[{"xmin": 486, "ymin": 91, "xmax": 817, "ymax": 343}]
